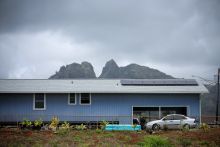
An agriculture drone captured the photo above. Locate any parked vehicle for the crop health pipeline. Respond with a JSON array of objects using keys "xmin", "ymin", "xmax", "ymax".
[{"xmin": 145, "ymin": 114, "xmax": 197, "ymax": 131}]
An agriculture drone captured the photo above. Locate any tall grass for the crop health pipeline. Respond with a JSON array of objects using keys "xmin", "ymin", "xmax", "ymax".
[{"xmin": 138, "ymin": 135, "xmax": 173, "ymax": 147}]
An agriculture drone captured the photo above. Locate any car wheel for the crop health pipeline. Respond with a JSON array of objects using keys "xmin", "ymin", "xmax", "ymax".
[
  {"xmin": 152, "ymin": 124, "xmax": 160, "ymax": 131},
  {"xmin": 183, "ymin": 124, "xmax": 190, "ymax": 130}
]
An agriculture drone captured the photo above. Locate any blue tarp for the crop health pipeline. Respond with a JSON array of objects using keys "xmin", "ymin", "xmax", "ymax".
[{"xmin": 105, "ymin": 124, "xmax": 141, "ymax": 131}]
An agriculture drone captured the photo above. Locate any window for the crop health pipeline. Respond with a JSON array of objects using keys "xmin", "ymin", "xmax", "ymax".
[
  {"xmin": 163, "ymin": 115, "xmax": 173, "ymax": 121},
  {"xmin": 68, "ymin": 93, "xmax": 76, "ymax": 105},
  {"xmin": 173, "ymin": 115, "xmax": 186, "ymax": 120},
  {"xmin": 80, "ymin": 93, "xmax": 91, "ymax": 105},
  {"xmin": 161, "ymin": 107, "xmax": 187, "ymax": 117},
  {"xmin": 33, "ymin": 93, "xmax": 46, "ymax": 110}
]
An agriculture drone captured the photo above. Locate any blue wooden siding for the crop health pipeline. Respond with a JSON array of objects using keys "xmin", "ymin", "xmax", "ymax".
[{"xmin": 0, "ymin": 93, "xmax": 200, "ymax": 124}]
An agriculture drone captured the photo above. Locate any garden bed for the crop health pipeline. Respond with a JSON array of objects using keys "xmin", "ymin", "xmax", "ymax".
[{"xmin": 0, "ymin": 127, "xmax": 220, "ymax": 146}]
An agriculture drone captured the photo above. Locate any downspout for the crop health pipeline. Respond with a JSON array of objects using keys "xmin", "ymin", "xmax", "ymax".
[{"xmin": 199, "ymin": 94, "xmax": 202, "ymax": 124}]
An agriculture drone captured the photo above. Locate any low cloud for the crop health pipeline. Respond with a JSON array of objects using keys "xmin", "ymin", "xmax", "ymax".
[{"xmin": 0, "ymin": 0, "xmax": 219, "ymax": 79}]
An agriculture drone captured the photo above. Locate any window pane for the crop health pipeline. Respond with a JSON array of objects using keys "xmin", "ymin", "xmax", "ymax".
[
  {"xmin": 35, "ymin": 93, "xmax": 44, "ymax": 101},
  {"xmin": 164, "ymin": 115, "xmax": 173, "ymax": 120},
  {"xmin": 69, "ymin": 93, "xmax": 75, "ymax": 104},
  {"xmin": 35, "ymin": 102, "xmax": 44, "ymax": 109},
  {"xmin": 174, "ymin": 115, "xmax": 186, "ymax": 120},
  {"xmin": 81, "ymin": 93, "xmax": 90, "ymax": 104},
  {"xmin": 161, "ymin": 107, "xmax": 187, "ymax": 117},
  {"xmin": 133, "ymin": 107, "xmax": 159, "ymax": 122},
  {"xmin": 81, "ymin": 93, "xmax": 90, "ymax": 98},
  {"xmin": 35, "ymin": 93, "xmax": 45, "ymax": 109}
]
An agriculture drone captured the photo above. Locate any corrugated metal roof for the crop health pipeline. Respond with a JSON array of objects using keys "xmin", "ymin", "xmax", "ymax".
[{"xmin": 0, "ymin": 79, "xmax": 208, "ymax": 94}]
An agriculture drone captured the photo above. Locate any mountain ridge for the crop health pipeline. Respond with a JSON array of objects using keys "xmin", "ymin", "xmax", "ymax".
[{"xmin": 49, "ymin": 59, "xmax": 174, "ymax": 79}]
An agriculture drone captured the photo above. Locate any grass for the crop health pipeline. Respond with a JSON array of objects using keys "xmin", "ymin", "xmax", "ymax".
[
  {"xmin": 0, "ymin": 128, "xmax": 220, "ymax": 146},
  {"xmin": 138, "ymin": 136, "xmax": 172, "ymax": 147}
]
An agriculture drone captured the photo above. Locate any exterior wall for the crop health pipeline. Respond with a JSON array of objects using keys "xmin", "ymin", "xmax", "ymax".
[{"xmin": 0, "ymin": 93, "xmax": 200, "ymax": 124}]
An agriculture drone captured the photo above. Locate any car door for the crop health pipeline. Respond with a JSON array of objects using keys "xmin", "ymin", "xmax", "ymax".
[
  {"xmin": 172, "ymin": 115, "xmax": 181, "ymax": 129},
  {"xmin": 173, "ymin": 115, "xmax": 187, "ymax": 129},
  {"xmin": 163, "ymin": 115, "xmax": 175, "ymax": 129}
]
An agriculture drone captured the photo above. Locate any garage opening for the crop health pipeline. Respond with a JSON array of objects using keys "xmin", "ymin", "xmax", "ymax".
[{"xmin": 133, "ymin": 106, "xmax": 188, "ymax": 123}]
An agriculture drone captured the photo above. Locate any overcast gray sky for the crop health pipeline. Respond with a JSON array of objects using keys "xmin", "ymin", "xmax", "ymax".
[{"xmin": 0, "ymin": 0, "xmax": 219, "ymax": 80}]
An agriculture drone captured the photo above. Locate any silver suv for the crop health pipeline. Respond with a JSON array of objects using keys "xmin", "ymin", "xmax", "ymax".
[{"xmin": 145, "ymin": 114, "xmax": 197, "ymax": 131}]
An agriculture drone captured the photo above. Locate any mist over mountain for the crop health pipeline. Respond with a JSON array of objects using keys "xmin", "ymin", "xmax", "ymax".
[
  {"xmin": 202, "ymin": 84, "xmax": 220, "ymax": 116},
  {"xmin": 49, "ymin": 59, "xmax": 174, "ymax": 79}
]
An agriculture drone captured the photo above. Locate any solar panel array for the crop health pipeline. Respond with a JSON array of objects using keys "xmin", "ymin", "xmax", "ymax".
[{"xmin": 120, "ymin": 79, "xmax": 198, "ymax": 86}]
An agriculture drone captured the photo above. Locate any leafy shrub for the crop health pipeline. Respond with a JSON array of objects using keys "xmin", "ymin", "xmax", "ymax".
[
  {"xmin": 60, "ymin": 121, "xmax": 71, "ymax": 130},
  {"xmin": 20, "ymin": 119, "xmax": 32, "ymax": 127},
  {"xmin": 199, "ymin": 123, "xmax": 209, "ymax": 132},
  {"xmin": 100, "ymin": 120, "xmax": 109, "ymax": 130},
  {"xmin": 34, "ymin": 118, "xmax": 43, "ymax": 127},
  {"xmin": 56, "ymin": 121, "xmax": 72, "ymax": 136},
  {"xmin": 178, "ymin": 138, "xmax": 192, "ymax": 147},
  {"xmin": 49, "ymin": 116, "xmax": 59, "ymax": 131},
  {"xmin": 75, "ymin": 124, "xmax": 87, "ymax": 130},
  {"xmin": 138, "ymin": 136, "xmax": 172, "ymax": 147}
]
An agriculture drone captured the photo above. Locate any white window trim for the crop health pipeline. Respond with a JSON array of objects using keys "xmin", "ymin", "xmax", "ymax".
[
  {"xmin": 68, "ymin": 93, "xmax": 77, "ymax": 105},
  {"xmin": 33, "ymin": 93, "xmax": 46, "ymax": 110},
  {"xmin": 79, "ymin": 93, "xmax": 91, "ymax": 105}
]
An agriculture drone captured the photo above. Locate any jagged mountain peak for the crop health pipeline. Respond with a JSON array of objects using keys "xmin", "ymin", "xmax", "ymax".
[
  {"xmin": 49, "ymin": 59, "xmax": 174, "ymax": 79},
  {"xmin": 99, "ymin": 60, "xmax": 174, "ymax": 79},
  {"xmin": 49, "ymin": 61, "xmax": 96, "ymax": 79}
]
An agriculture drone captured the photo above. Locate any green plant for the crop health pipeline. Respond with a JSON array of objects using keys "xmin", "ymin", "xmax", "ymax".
[
  {"xmin": 75, "ymin": 124, "xmax": 87, "ymax": 130},
  {"xmin": 20, "ymin": 119, "xmax": 32, "ymax": 127},
  {"xmin": 96, "ymin": 129, "xmax": 102, "ymax": 133},
  {"xmin": 132, "ymin": 124, "xmax": 137, "ymax": 131},
  {"xmin": 72, "ymin": 136, "xmax": 82, "ymax": 143},
  {"xmin": 34, "ymin": 118, "xmax": 43, "ymax": 127},
  {"xmin": 57, "ymin": 121, "xmax": 72, "ymax": 136},
  {"xmin": 200, "ymin": 123, "xmax": 209, "ymax": 132},
  {"xmin": 60, "ymin": 121, "xmax": 71, "ymax": 130},
  {"xmin": 178, "ymin": 138, "xmax": 192, "ymax": 147},
  {"xmin": 100, "ymin": 120, "xmax": 109, "ymax": 130},
  {"xmin": 49, "ymin": 116, "xmax": 59, "ymax": 131},
  {"xmin": 137, "ymin": 136, "xmax": 173, "ymax": 147},
  {"xmin": 199, "ymin": 140, "xmax": 209, "ymax": 146}
]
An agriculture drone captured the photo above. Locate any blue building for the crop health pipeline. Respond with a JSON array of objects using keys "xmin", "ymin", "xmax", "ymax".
[{"xmin": 0, "ymin": 79, "xmax": 208, "ymax": 124}]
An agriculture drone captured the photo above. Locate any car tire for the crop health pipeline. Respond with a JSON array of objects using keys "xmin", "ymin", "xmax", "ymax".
[
  {"xmin": 152, "ymin": 124, "xmax": 160, "ymax": 131},
  {"xmin": 183, "ymin": 124, "xmax": 190, "ymax": 130}
]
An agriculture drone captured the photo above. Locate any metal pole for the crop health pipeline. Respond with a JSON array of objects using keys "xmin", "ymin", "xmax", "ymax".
[{"xmin": 216, "ymin": 68, "xmax": 220, "ymax": 125}]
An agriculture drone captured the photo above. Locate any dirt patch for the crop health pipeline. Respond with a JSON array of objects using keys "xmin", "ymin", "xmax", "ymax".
[{"xmin": 0, "ymin": 128, "xmax": 220, "ymax": 146}]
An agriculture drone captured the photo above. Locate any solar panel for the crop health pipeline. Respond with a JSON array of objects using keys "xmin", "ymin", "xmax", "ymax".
[{"xmin": 120, "ymin": 79, "xmax": 198, "ymax": 86}]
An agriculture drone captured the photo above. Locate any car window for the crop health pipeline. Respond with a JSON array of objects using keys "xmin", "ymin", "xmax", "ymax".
[
  {"xmin": 163, "ymin": 115, "xmax": 173, "ymax": 120},
  {"xmin": 173, "ymin": 115, "xmax": 186, "ymax": 120}
]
